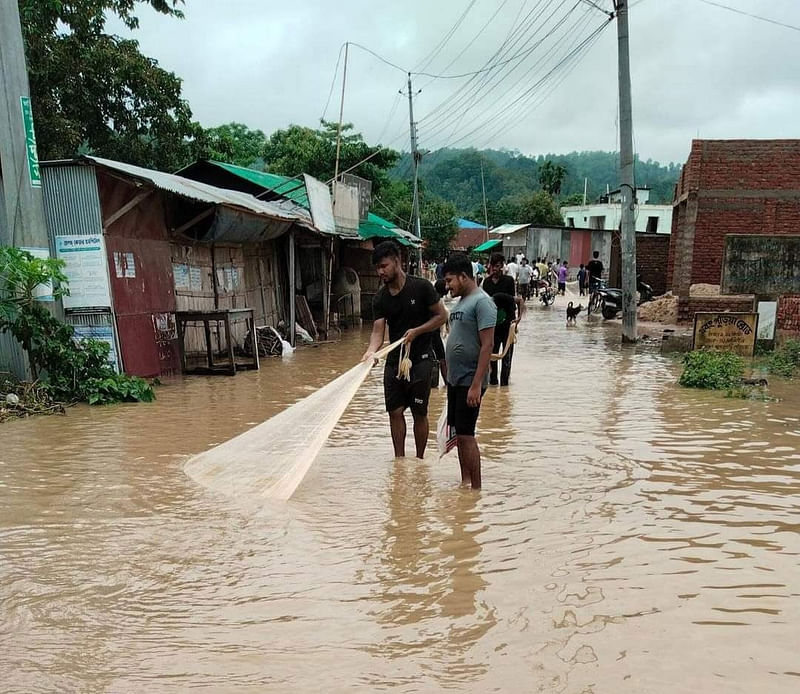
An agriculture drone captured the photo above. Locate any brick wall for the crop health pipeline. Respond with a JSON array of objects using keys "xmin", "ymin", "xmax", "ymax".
[
  {"xmin": 668, "ymin": 139, "xmax": 800, "ymax": 294},
  {"xmin": 610, "ymin": 231, "xmax": 670, "ymax": 295},
  {"xmin": 777, "ymin": 294, "xmax": 800, "ymax": 339},
  {"xmin": 677, "ymin": 296, "xmax": 754, "ymax": 323}
]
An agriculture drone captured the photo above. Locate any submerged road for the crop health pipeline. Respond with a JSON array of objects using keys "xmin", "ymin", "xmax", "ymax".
[{"xmin": 2, "ymin": 294, "xmax": 799, "ymax": 692}]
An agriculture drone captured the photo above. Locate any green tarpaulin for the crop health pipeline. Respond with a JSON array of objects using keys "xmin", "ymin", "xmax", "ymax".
[{"xmin": 473, "ymin": 238, "xmax": 502, "ymax": 253}]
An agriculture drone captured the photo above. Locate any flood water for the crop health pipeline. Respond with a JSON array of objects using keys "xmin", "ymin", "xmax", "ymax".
[{"xmin": 2, "ymin": 295, "xmax": 799, "ymax": 693}]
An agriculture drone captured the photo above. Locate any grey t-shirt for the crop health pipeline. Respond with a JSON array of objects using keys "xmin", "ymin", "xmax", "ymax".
[{"xmin": 446, "ymin": 289, "xmax": 497, "ymax": 387}]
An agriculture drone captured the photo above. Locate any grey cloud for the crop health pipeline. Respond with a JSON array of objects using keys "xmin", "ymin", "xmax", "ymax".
[{"xmin": 106, "ymin": 0, "xmax": 800, "ymax": 164}]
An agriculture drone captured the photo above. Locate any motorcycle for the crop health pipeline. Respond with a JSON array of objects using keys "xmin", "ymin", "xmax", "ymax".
[
  {"xmin": 538, "ymin": 280, "xmax": 556, "ymax": 307},
  {"xmin": 590, "ymin": 277, "xmax": 654, "ymax": 320}
]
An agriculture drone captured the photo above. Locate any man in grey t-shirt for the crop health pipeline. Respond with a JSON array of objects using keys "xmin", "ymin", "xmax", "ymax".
[{"xmin": 443, "ymin": 253, "xmax": 497, "ymax": 489}]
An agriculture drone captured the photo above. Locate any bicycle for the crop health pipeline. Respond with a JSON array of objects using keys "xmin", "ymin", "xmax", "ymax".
[{"xmin": 587, "ymin": 279, "xmax": 606, "ymax": 315}]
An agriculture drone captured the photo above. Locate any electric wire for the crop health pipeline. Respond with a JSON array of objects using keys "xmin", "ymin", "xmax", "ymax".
[
  {"xmin": 467, "ymin": 12, "xmax": 609, "ymax": 151},
  {"xmin": 419, "ymin": 0, "xmax": 568, "ymax": 129},
  {"xmin": 422, "ymin": 1, "xmax": 591, "ymax": 145},
  {"xmin": 418, "ymin": 0, "xmax": 512, "ymax": 90},
  {"xmin": 425, "ymin": 2, "xmax": 592, "ymax": 144},
  {"xmin": 426, "ymin": 16, "xmax": 611, "ymax": 153},
  {"xmin": 413, "ymin": 0, "xmax": 478, "ymax": 74},
  {"xmin": 695, "ymin": 0, "xmax": 800, "ymax": 32},
  {"xmin": 320, "ymin": 43, "xmax": 346, "ymax": 122}
]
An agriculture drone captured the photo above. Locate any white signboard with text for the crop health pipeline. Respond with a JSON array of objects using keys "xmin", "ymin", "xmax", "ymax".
[{"xmin": 55, "ymin": 235, "xmax": 112, "ymax": 309}]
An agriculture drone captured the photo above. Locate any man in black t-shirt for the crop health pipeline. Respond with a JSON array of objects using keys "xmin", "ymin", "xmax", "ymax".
[
  {"xmin": 363, "ymin": 241, "xmax": 447, "ymax": 459},
  {"xmin": 587, "ymin": 250, "xmax": 604, "ymax": 291},
  {"xmin": 481, "ymin": 252, "xmax": 524, "ymax": 386}
]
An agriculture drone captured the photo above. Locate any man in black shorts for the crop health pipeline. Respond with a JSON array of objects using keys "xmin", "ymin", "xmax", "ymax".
[
  {"xmin": 362, "ymin": 241, "xmax": 447, "ymax": 459},
  {"xmin": 481, "ymin": 252, "xmax": 524, "ymax": 386},
  {"xmin": 442, "ymin": 253, "xmax": 496, "ymax": 489}
]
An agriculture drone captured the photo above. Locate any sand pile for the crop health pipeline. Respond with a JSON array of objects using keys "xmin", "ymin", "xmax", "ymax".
[
  {"xmin": 638, "ymin": 292, "xmax": 678, "ymax": 324},
  {"xmin": 689, "ymin": 283, "xmax": 721, "ymax": 297}
]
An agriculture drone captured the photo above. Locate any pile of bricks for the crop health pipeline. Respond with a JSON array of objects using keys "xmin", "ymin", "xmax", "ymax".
[{"xmin": 777, "ymin": 295, "xmax": 800, "ymax": 338}]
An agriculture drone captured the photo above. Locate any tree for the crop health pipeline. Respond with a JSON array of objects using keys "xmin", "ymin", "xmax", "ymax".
[
  {"xmin": 377, "ymin": 180, "xmax": 457, "ymax": 258},
  {"xmin": 560, "ymin": 192, "xmax": 586, "ymax": 207},
  {"xmin": 20, "ymin": 0, "xmax": 202, "ymax": 171},
  {"xmin": 200, "ymin": 123, "xmax": 268, "ymax": 168},
  {"xmin": 263, "ymin": 121, "xmax": 399, "ymax": 196},
  {"xmin": 476, "ymin": 191, "xmax": 562, "ymax": 228},
  {"xmin": 538, "ymin": 160, "xmax": 568, "ymax": 197}
]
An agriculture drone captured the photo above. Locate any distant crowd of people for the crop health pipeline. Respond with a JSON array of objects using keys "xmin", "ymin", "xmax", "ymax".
[{"xmin": 430, "ymin": 250, "xmax": 604, "ymax": 298}]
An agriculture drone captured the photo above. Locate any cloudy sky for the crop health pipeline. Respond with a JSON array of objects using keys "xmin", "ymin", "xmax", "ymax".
[{"xmin": 108, "ymin": 0, "xmax": 800, "ymax": 165}]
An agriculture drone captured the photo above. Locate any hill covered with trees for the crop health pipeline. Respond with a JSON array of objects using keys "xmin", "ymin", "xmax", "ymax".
[{"xmin": 391, "ymin": 148, "xmax": 682, "ymax": 223}]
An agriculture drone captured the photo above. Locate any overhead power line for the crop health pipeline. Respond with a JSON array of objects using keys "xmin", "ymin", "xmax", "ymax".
[
  {"xmin": 413, "ymin": 0, "xmax": 478, "ymax": 74},
  {"xmin": 321, "ymin": 43, "xmax": 346, "ymax": 121},
  {"xmin": 422, "ymin": 1, "xmax": 591, "ymax": 143},
  {"xmin": 696, "ymin": 0, "xmax": 800, "ymax": 32}
]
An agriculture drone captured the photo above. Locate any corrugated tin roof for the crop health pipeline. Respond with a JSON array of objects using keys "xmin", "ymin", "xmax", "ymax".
[
  {"xmin": 210, "ymin": 161, "xmax": 311, "ymax": 207},
  {"xmin": 79, "ymin": 156, "xmax": 314, "ymax": 228},
  {"xmin": 490, "ymin": 223, "xmax": 529, "ymax": 236}
]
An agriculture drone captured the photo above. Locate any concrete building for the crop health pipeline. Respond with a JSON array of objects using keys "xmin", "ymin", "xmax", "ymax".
[{"xmin": 561, "ymin": 187, "xmax": 673, "ymax": 235}]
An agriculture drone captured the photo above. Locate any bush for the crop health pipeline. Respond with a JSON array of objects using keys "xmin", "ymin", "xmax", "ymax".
[
  {"xmin": 767, "ymin": 339, "xmax": 800, "ymax": 378},
  {"xmin": 679, "ymin": 349, "xmax": 745, "ymax": 390},
  {"xmin": 1, "ymin": 246, "xmax": 155, "ymax": 406}
]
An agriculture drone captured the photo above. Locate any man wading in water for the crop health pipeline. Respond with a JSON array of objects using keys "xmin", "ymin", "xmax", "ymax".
[
  {"xmin": 363, "ymin": 241, "xmax": 447, "ymax": 458},
  {"xmin": 442, "ymin": 253, "xmax": 496, "ymax": 489}
]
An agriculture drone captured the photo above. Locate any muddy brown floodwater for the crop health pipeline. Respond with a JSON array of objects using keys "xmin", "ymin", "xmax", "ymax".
[{"xmin": 2, "ymin": 295, "xmax": 799, "ymax": 693}]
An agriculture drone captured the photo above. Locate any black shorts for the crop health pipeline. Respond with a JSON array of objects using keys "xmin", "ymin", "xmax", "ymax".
[
  {"xmin": 384, "ymin": 359, "xmax": 433, "ymax": 416},
  {"xmin": 558, "ymin": 282, "xmax": 566, "ymax": 292},
  {"xmin": 447, "ymin": 385, "xmax": 486, "ymax": 437}
]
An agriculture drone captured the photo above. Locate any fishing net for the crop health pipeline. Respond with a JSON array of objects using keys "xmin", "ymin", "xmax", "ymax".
[{"xmin": 184, "ymin": 338, "xmax": 404, "ymax": 501}]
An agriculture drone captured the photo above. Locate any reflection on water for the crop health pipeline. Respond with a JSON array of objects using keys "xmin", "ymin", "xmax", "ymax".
[{"xmin": 2, "ymin": 296, "xmax": 800, "ymax": 692}]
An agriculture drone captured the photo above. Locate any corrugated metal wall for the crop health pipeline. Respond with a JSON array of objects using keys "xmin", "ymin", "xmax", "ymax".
[{"xmin": 42, "ymin": 165, "xmax": 104, "ymax": 242}]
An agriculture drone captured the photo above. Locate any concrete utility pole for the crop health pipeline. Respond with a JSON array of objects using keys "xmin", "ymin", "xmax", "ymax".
[
  {"xmin": 406, "ymin": 73, "xmax": 422, "ymax": 242},
  {"xmin": 616, "ymin": 0, "xmax": 638, "ymax": 342},
  {"xmin": 0, "ymin": 0, "xmax": 49, "ymax": 249}
]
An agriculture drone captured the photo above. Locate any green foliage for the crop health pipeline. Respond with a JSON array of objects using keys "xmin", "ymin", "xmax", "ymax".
[
  {"xmin": 479, "ymin": 190, "xmax": 563, "ymax": 227},
  {"xmin": 679, "ymin": 350, "xmax": 745, "ymax": 390},
  {"xmin": 538, "ymin": 160, "xmax": 567, "ymax": 196},
  {"xmin": 263, "ymin": 121, "xmax": 400, "ymax": 197},
  {"xmin": 767, "ymin": 339, "xmax": 800, "ymax": 378},
  {"xmin": 199, "ymin": 122, "xmax": 268, "ymax": 168},
  {"xmin": 393, "ymin": 148, "xmax": 681, "ymax": 216},
  {"xmin": 377, "ymin": 181, "xmax": 458, "ymax": 259},
  {"xmin": 0, "ymin": 247, "xmax": 155, "ymax": 406},
  {"xmin": 21, "ymin": 0, "xmax": 202, "ymax": 171}
]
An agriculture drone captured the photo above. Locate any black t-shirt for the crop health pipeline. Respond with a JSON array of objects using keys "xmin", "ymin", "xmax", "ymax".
[
  {"xmin": 492, "ymin": 292, "xmax": 517, "ymax": 326},
  {"xmin": 587, "ymin": 259, "xmax": 603, "ymax": 279},
  {"xmin": 373, "ymin": 276, "xmax": 439, "ymax": 365},
  {"xmin": 481, "ymin": 274, "xmax": 516, "ymax": 297}
]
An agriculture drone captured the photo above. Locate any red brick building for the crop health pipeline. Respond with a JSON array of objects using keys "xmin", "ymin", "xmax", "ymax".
[{"xmin": 668, "ymin": 139, "xmax": 800, "ymax": 329}]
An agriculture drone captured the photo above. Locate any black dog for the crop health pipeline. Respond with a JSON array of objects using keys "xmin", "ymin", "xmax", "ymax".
[{"xmin": 566, "ymin": 301, "xmax": 583, "ymax": 325}]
